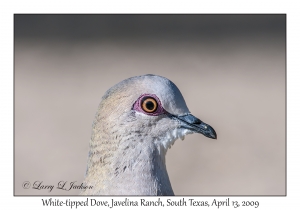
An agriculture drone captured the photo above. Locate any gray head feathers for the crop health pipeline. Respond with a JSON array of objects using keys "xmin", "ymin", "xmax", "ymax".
[{"xmin": 81, "ymin": 74, "xmax": 216, "ymax": 195}]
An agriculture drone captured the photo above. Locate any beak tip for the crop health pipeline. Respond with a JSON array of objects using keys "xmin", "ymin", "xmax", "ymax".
[
  {"xmin": 208, "ymin": 127, "xmax": 217, "ymax": 140},
  {"xmin": 172, "ymin": 113, "xmax": 217, "ymax": 140}
]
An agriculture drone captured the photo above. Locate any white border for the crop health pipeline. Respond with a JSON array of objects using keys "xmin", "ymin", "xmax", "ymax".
[{"xmin": 1, "ymin": 0, "xmax": 299, "ymax": 209}]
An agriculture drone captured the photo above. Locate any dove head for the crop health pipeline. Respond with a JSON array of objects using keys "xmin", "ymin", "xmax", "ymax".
[
  {"xmin": 83, "ymin": 74, "xmax": 216, "ymax": 195},
  {"xmin": 92, "ymin": 74, "xmax": 216, "ymax": 155}
]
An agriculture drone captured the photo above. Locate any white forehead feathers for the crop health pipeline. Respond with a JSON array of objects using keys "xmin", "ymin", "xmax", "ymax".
[
  {"xmin": 101, "ymin": 74, "xmax": 190, "ymax": 116},
  {"xmin": 139, "ymin": 75, "xmax": 189, "ymax": 115}
]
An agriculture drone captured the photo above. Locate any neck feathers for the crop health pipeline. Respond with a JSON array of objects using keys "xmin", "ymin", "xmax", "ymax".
[{"xmin": 82, "ymin": 132, "xmax": 174, "ymax": 195}]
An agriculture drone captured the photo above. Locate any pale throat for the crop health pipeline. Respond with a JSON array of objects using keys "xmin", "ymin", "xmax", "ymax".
[{"xmin": 154, "ymin": 127, "xmax": 194, "ymax": 155}]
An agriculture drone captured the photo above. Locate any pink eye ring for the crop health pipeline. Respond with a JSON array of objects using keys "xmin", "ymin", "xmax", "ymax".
[{"xmin": 133, "ymin": 94, "xmax": 166, "ymax": 116}]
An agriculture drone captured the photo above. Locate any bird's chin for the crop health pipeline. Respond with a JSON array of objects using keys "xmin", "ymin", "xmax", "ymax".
[{"xmin": 155, "ymin": 128, "xmax": 194, "ymax": 155}]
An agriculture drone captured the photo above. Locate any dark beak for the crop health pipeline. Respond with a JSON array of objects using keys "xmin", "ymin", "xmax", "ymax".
[{"xmin": 169, "ymin": 113, "xmax": 217, "ymax": 139}]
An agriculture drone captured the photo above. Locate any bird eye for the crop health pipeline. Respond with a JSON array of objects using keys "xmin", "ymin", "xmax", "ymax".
[{"xmin": 141, "ymin": 97, "xmax": 157, "ymax": 113}]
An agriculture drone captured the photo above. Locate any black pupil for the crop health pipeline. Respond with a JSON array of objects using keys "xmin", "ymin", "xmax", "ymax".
[{"xmin": 146, "ymin": 101, "xmax": 155, "ymax": 110}]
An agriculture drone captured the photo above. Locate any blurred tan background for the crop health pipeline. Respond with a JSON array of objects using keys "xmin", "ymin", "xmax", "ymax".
[{"xmin": 14, "ymin": 15, "xmax": 285, "ymax": 195}]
